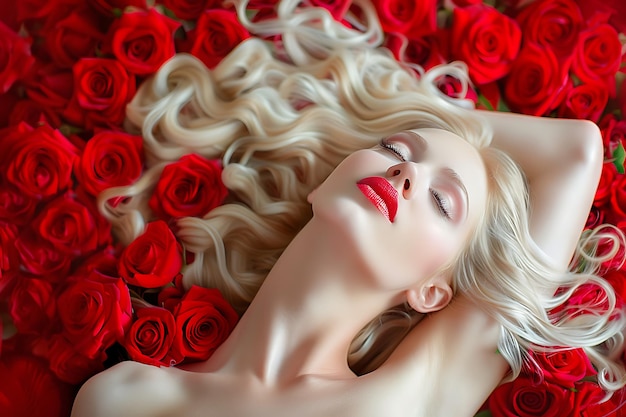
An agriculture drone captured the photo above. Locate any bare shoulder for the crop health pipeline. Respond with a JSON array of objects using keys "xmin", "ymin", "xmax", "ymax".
[
  {"xmin": 71, "ymin": 361, "xmax": 187, "ymax": 417},
  {"xmin": 374, "ymin": 295, "xmax": 509, "ymax": 417}
]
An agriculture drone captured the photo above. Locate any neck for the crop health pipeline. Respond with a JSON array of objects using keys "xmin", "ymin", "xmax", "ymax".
[{"xmin": 204, "ymin": 218, "xmax": 400, "ymax": 386}]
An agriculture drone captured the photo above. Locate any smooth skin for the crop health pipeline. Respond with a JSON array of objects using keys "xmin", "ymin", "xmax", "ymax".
[{"xmin": 71, "ymin": 112, "xmax": 603, "ymax": 417}]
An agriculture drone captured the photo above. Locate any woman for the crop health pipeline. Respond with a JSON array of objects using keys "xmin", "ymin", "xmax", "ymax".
[{"xmin": 72, "ymin": 0, "xmax": 625, "ymax": 415}]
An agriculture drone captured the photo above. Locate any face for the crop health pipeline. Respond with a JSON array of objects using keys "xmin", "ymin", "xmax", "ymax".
[{"xmin": 308, "ymin": 128, "xmax": 488, "ymax": 292}]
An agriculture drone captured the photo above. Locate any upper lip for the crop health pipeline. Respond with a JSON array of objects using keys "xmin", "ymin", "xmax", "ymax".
[{"xmin": 356, "ymin": 177, "xmax": 399, "ymax": 222}]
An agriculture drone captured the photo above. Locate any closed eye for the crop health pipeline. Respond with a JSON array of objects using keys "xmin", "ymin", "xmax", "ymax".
[
  {"xmin": 380, "ymin": 139, "xmax": 408, "ymax": 162},
  {"xmin": 430, "ymin": 188, "xmax": 451, "ymax": 219}
]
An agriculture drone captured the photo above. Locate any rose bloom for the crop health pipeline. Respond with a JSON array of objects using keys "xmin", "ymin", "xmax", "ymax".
[
  {"xmin": 64, "ymin": 57, "xmax": 136, "ymax": 129},
  {"xmin": 373, "ymin": 0, "xmax": 437, "ymax": 39},
  {"xmin": 8, "ymin": 98, "xmax": 62, "ymax": 128},
  {"xmin": 187, "ymin": 9, "xmax": 250, "ymax": 70},
  {"xmin": 8, "ymin": 275, "xmax": 56, "ymax": 335},
  {"xmin": 149, "ymin": 154, "xmax": 228, "ymax": 220},
  {"xmin": 124, "ymin": 305, "xmax": 178, "ymax": 366},
  {"xmin": 0, "ymin": 222, "xmax": 20, "ymax": 278},
  {"xmin": 610, "ymin": 174, "xmax": 626, "ymax": 220},
  {"xmin": 1, "ymin": 122, "xmax": 79, "ymax": 200},
  {"xmin": 599, "ymin": 114, "xmax": 626, "ymax": 159},
  {"xmin": 309, "ymin": 0, "xmax": 351, "ymax": 19},
  {"xmin": 594, "ymin": 162, "xmax": 617, "ymax": 206},
  {"xmin": 170, "ymin": 285, "xmax": 238, "ymax": 362},
  {"xmin": 15, "ymin": 233, "xmax": 73, "ymax": 281},
  {"xmin": 39, "ymin": 2, "xmax": 107, "ymax": 68},
  {"xmin": 57, "ymin": 270, "xmax": 132, "ymax": 359},
  {"xmin": 572, "ymin": 21, "xmax": 622, "ymax": 93},
  {"xmin": 89, "ymin": 0, "xmax": 147, "ymax": 15},
  {"xmin": 0, "ymin": 354, "xmax": 74, "ymax": 417},
  {"xmin": 450, "ymin": 4, "xmax": 521, "ymax": 85},
  {"xmin": 103, "ymin": 8, "xmax": 180, "ymax": 75},
  {"xmin": 33, "ymin": 191, "xmax": 111, "ymax": 256},
  {"xmin": 532, "ymin": 349, "xmax": 596, "ymax": 389},
  {"xmin": 488, "ymin": 376, "xmax": 575, "ymax": 417},
  {"xmin": 384, "ymin": 32, "xmax": 447, "ymax": 72},
  {"xmin": 76, "ymin": 130, "xmax": 144, "ymax": 197},
  {"xmin": 46, "ymin": 334, "xmax": 106, "ymax": 384},
  {"xmin": 160, "ymin": 0, "xmax": 222, "ymax": 21},
  {"xmin": 23, "ymin": 63, "xmax": 73, "ymax": 113},
  {"xmin": 0, "ymin": 20, "xmax": 34, "ymax": 93},
  {"xmin": 118, "ymin": 220, "xmax": 183, "ymax": 289},
  {"xmin": 503, "ymin": 44, "xmax": 568, "ymax": 116},
  {"xmin": 557, "ymin": 82, "xmax": 609, "ymax": 123},
  {"xmin": 515, "ymin": 0, "xmax": 583, "ymax": 63}
]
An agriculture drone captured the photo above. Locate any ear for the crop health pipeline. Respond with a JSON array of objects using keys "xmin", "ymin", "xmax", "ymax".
[{"xmin": 406, "ymin": 277, "xmax": 453, "ymax": 313}]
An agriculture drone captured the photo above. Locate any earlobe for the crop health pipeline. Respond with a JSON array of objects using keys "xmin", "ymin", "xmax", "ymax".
[{"xmin": 406, "ymin": 280, "xmax": 453, "ymax": 313}]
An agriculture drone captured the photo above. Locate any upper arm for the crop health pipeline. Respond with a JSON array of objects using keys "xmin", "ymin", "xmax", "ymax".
[{"xmin": 483, "ymin": 111, "xmax": 604, "ymax": 268}]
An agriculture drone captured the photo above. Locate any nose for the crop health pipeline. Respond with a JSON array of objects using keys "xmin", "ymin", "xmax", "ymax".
[{"xmin": 386, "ymin": 162, "xmax": 422, "ymax": 200}]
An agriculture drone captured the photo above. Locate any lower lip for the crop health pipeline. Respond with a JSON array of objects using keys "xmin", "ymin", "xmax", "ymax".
[{"xmin": 356, "ymin": 180, "xmax": 397, "ymax": 222}]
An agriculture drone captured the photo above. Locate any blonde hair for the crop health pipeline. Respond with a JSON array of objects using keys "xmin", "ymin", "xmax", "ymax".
[{"xmin": 99, "ymin": 0, "xmax": 625, "ymax": 393}]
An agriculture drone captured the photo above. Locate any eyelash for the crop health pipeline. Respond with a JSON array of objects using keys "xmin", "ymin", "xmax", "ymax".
[
  {"xmin": 380, "ymin": 139, "xmax": 451, "ymax": 220},
  {"xmin": 380, "ymin": 139, "xmax": 407, "ymax": 162}
]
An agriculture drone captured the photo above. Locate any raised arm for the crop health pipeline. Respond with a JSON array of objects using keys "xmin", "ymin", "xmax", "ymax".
[{"xmin": 479, "ymin": 110, "xmax": 604, "ymax": 269}]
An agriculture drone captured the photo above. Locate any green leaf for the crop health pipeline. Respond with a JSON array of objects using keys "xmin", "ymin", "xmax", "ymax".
[
  {"xmin": 613, "ymin": 142, "xmax": 625, "ymax": 174},
  {"xmin": 477, "ymin": 93, "xmax": 495, "ymax": 111},
  {"xmin": 474, "ymin": 411, "xmax": 493, "ymax": 417},
  {"xmin": 496, "ymin": 98, "xmax": 510, "ymax": 113}
]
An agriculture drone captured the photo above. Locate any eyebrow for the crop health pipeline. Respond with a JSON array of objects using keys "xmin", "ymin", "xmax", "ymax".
[{"xmin": 406, "ymin": 130, "xmax": 470, "ymax": 216}]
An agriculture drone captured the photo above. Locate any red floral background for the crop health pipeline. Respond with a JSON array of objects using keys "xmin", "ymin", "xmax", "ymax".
[{"xmin": 0, "ymin": 0, "xmax": 625, "ymax": 416}]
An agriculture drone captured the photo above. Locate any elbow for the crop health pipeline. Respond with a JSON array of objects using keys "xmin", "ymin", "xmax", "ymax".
[{"xmin": 571, "ymin": 120, "xmax": 604, "ymax": 177}]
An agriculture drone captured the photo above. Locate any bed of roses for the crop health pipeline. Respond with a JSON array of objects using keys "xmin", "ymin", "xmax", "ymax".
[{"xmin": 0, "ymin": 0, "xmax": 625, "ymax": 416}]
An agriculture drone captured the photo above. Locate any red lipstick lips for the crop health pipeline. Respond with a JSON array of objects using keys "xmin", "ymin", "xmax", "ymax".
[{"xmin": 356, "ymin": 177, "xmax": 399, "ymax": 222}]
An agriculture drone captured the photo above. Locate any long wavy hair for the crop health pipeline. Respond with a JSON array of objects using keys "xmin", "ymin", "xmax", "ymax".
[{"xmin": 99, "ymin": 0, "xmax": 625, "ymax": 392}]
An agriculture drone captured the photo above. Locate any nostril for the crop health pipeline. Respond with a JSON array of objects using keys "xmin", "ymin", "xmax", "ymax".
[
  {"xmin": 393, "ymin": 169, "xmax": 401, "ymax": 176},
  {"xmin": 404, "ymin": 179, "xmax": 410, "ymax": 190}
]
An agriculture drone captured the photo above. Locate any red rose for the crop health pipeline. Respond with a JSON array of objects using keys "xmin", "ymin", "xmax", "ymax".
[
  {"xmin": 0, "ymin": 354, "xmax": 74, "ymax": 417},
  {"xmin": 89, "ymin": 0, "xmax": 147, "ymax": 15},
  {"xmin": 23, "ymin": 63, "xmax": 73, "ymax": 112},
  {"xmin": 450, "ymin": 4, "xmax": 521, "ymax": 85},
  {"xmin": 15, "ymin": 233, "xmax": 73, "ymax": 281},
  {"xmin": 503, "ymin": 44, "xmax": 568, "ymax": 116},
  {"xmin": 594, "ymin": 162, "xmax": 617, "ymax": 206},
  {"xmin": 171, "ymin": 285, "xmax": 238, "ymax": 362},
  {"xmin": 8, "ymin": 275, "xmax": 56, "ymax": 335},
  {"xmin": 34, "ymin": 192, "xmax": 110, "ymax": 256},
  {"xmin": 188, "ymin": 9, "xmax": 250, "ymax": 70},
  {"xmin": 557, "ymin": 82, "xmax": 609, "ymax": 123},
  {"xmin": 533, "ymin": 349, "xmax": 596, "ymax": 389},
  {"xmin": 47, "ymin": 334, "xmax": 106, "ymax": 384},
  {"xmin": 602, "ymin": 269, "xmax": 626, "ymax": 308},
  {"xmin": 0, "ymin": 20, "xmax": 34, "ymax": 93},
  {"xmin": 158, "ymin": 273, "xmax": 185, "ymax": 312},
  {"xmin": 585, "ymin": 204, "xmax": 605, "ymax": 230},
  {"xmin": 488, "ymin": 376, "xmax": 574, "ymax": 417},
  {"xmin": 118, "ymin": 220, "xmax": 183, "ymax": 288},
  {"xmin": 0, "ymin": 183, "xmax": 38, "ymax": 226},
  {"xmin": 57, "ymin": 270, "xmax": 132, "ymax": 358},
  {"xmin": 451, "ymin": 0, "xmax": 482, "ymax": 5},
  {"xmin": 436, "ymin": 74, "xmax": 478, "ymax": 106},
  {"xmin": 64, "ymin": 57, "xmax": 136, "ymax": 129},
  {"xmin": 572, "ymin": 21, "xmax": 622, "ymax": 94},
  {"xmin": 8, "ymin": 99, "xmax": 62, "ymax": 128},
  {"xmin": 0, "ymin": 222, "xmax": 20, "ymax": 278},
  {"xmin": 103, "ymin": 9, "xmax": 180, "ymax": 75},
  {"xmin": 76, "ymin": 130, "xmax": 144, "ymax": 197},
  {"xmin": 599, "ymin": 114, "xmax": 626, "ymax": 159},
  {"xmin": 124, "ymin": 305, "xmax": 178, "ymax": 366},
  {"xmin": 161, "ymin": 0, "xmax": 223, "ymax": 21},
  {"xmin": 384, "ymin": 32, "xmax": 447, "ymax": 72},
  {"xmin": 515, "ymin": 0, "xmax": 583, "ymax": 63},
  {"xmin": 39, "ymin": 3, "xmax": 107, "ymax": 68},
  {"xmin": 149, "ymin": 154, "xmax": 228, "ymax": 220},
  {"xmin": 553, "ymin": 283, "xmax": 613, "ymax": 320},
  {"xmin": 610, "ymin": 174, "xmax": 626, "ymax": 219},
  {"xmin": 309, "ymin": 0, "xmax": 351, "ymax": 20},
  {"xmin": 2, "ymin": 122, "xmax": 79, "ymax": 199},
  {"xmin": 373, "ymin": 0, "xmax": 437, "ymax": 39}
]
